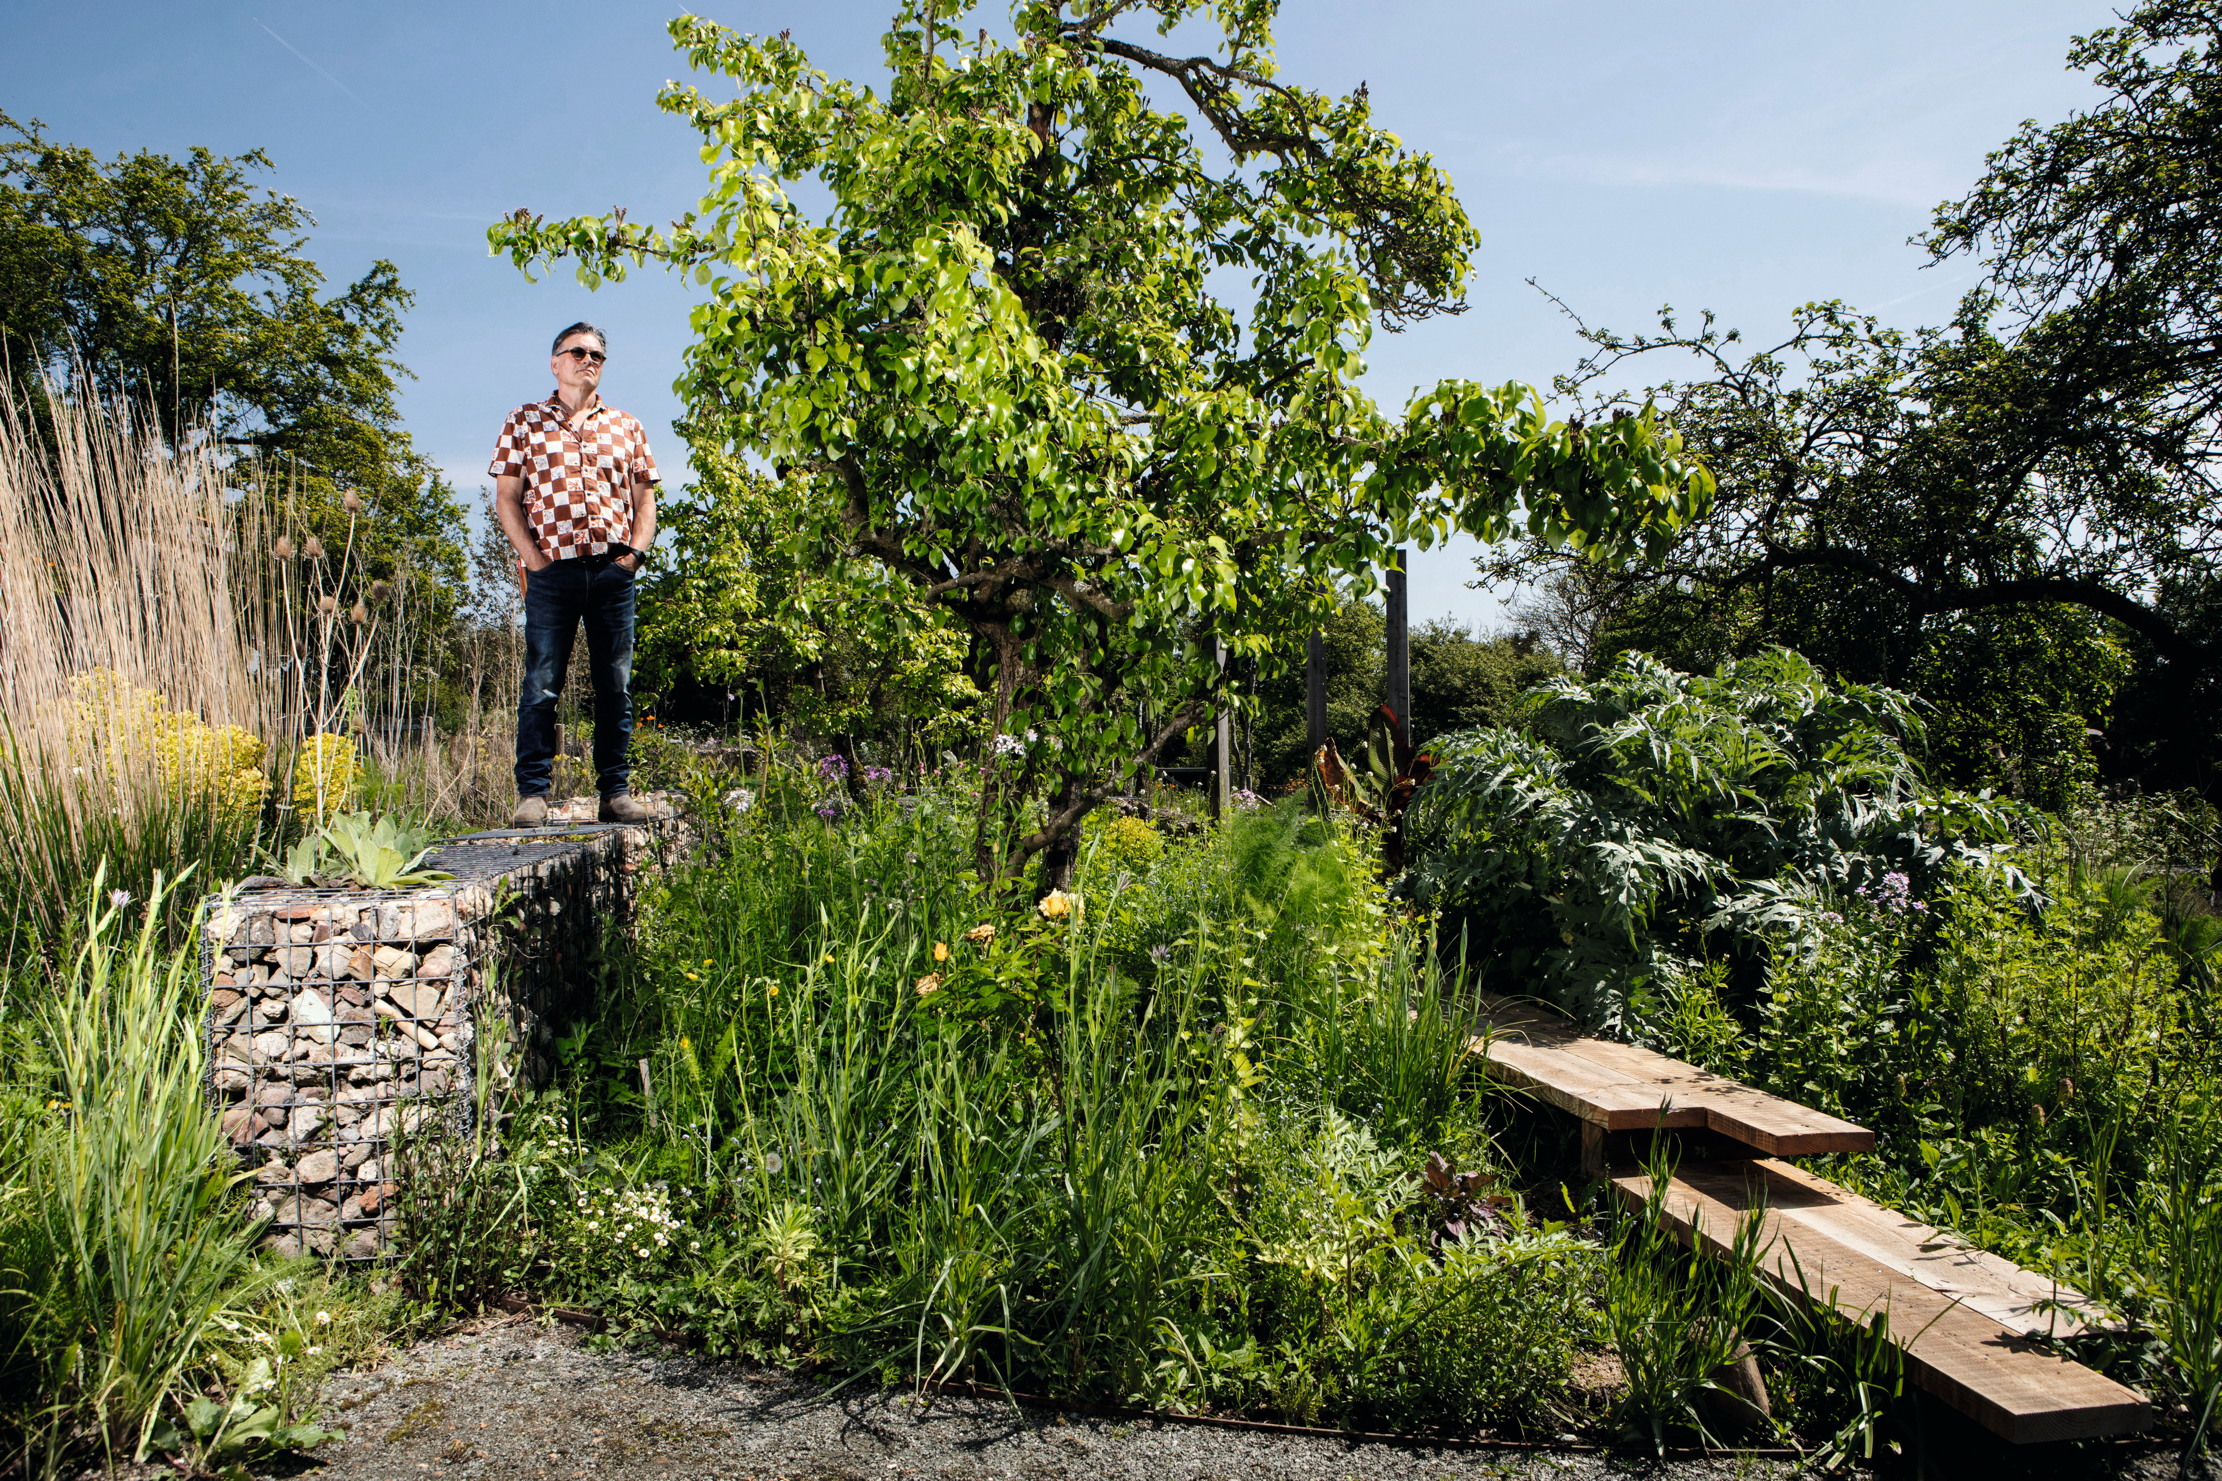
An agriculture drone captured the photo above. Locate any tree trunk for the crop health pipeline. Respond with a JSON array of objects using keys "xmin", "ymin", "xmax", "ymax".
[
  {"xmin": 972, "ymin": 623, "xmax": 1028, "ymax": 882},
  {"xmin": 1039, "ymin": 779, "xmax": 1082, "ymax": 892},
  {"xmin": 1385, "ymin": 552, "xmax": 1411, "ymax": 727}
]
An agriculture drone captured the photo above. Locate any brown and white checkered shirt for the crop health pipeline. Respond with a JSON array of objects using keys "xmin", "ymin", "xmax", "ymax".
[{"xmin": 488, "ymin": 391, "xmax": 661, "ymax": 561}]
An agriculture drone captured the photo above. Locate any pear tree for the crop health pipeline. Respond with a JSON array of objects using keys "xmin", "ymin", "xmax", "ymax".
[{"xmin": 491, "ymin": 1, "xmax": 1711, "ymax": 886}]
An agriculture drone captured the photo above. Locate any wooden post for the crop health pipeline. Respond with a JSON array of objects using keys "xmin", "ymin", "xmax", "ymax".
[
  {"xmin": 1305, "ymin": 628, "xmax": 1328, "ymax": 755},
  {"xmin": 1211, "ymin": 635, "xmax": 1233, "ymax": 819},
  {"xmin": 1385, "ymin": 553, "xmax": 1411, "ymax": 729}
]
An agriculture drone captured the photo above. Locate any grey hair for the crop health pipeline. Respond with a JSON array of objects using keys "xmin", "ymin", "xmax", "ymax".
[{"xmin": 551, "ymin": 321, "xmax": 608, "ymax": 355}]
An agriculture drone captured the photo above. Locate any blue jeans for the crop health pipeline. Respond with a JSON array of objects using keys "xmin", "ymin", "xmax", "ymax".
[{"xmin": 515, "ymin": 554, "xmax": 636, "ymax": 798}]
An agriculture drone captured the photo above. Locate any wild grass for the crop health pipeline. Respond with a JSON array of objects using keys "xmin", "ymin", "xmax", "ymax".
[
  {"xmin": 395, "ymin": 771, "xmax": 1601, "ymax": 1431},
  {"xmin": 0, "ymin": 873, "xmax": 272, "ymax": 1475}
]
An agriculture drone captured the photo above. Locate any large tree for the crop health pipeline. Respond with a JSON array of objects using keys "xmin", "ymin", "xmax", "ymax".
[
  {"xmin": 0, "ymin": 113, "xmax": 466, "ymax": 615},
  {"xmin": 1487, "ymin": 2, "xmax": 2222, "ymax": 801},
  {"xmin": 492, "ymin": 2, "xmax": 1709, "ymax": 885},
  {"xmin": 1483, "ymin": 300, "xmax": 2149, "ymax": 806}
]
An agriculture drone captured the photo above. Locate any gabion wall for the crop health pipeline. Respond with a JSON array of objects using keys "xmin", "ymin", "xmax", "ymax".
[{"xmin": 204, "ymin": 807, "xmax": 677, "ymax": 1259}]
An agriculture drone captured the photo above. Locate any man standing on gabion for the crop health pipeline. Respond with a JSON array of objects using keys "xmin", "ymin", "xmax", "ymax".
[{"xmin": 490, "ymin": 321, "xmax": 658, "ymax": 826}]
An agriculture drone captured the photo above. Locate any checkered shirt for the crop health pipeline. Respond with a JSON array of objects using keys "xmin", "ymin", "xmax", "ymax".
[{"xmin": 488, "ymin": 391, "xmax": 661, "ymax": 560}]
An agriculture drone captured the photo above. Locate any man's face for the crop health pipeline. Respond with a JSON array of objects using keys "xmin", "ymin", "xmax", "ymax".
[{"xmin": 551, "ymin": 333, "xmax": 605, "ymax": 402}]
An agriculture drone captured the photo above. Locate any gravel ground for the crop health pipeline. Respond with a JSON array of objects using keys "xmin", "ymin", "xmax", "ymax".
[
  {"xmin": 296, "ymin": 1317, "xmax": 1801, "ymax": 1481},
  {"xmin": 291, "ymin": 1316, "xmax": 2190, "ymax": 1481}
]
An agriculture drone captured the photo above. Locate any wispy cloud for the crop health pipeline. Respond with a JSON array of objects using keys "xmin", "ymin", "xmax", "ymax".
[
  {"xmin": 253, "ymin": 18, "xmax": 367, "ymax": 110},
  {"xmin": 1493, "ymin": 145, "xmax": 1957, "ymax": 207}
]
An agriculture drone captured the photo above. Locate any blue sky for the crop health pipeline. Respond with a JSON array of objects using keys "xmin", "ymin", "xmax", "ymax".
[{"xmin": 5, "ymin": 0, "xmax": 2113, "ymax": 624}]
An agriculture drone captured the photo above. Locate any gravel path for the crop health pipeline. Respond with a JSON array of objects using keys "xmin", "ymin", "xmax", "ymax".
[
  {"xmin": 294, "ymin": 1317, "xmax": 2200, "ymax": 1481},
  {"xmin": 298, "ymin": 1317, "xmax": 1806, "ymax": 1481}
]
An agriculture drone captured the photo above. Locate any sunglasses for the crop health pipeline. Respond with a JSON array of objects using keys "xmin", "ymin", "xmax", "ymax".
[{"xmin": 557, "ymin": 346, "xmax": 607, "ymax": 364}]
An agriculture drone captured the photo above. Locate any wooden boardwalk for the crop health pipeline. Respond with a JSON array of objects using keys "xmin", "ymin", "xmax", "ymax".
[
  {"xmin": 1471, "ymin": 990, "xmax": 2151, "ymax": 1444},
  {"xmin": 1473, "ymin": 990, "xmax": 1872, "ymax": 1160},
  {"xmin": 1610, "ymin": 1160, "xmax": 2146, "ymax": 1443}
]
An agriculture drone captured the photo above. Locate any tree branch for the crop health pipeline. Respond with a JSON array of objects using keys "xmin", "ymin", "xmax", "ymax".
[{"xmin": 1751, "ymin": 541, "xmax": 2208, "ymax": 663}]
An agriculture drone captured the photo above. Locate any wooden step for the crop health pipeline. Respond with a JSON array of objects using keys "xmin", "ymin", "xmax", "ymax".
[
  {"xmin": 1471, "ymin": 991, "xmax": 1875, "ymax": 1157},
  {"xmin": 1611, "ymin": 1160, "xmax": 2150, "ymax": 1444}
]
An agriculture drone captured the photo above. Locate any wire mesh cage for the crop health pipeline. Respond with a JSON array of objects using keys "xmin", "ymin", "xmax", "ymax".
[{"xmin": 202, "ymin": 818, "xmax": 670, "ymax": 1260}]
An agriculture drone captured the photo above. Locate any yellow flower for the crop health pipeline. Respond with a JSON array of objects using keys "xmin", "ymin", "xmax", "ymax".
[
  {"xmin": 684, "ymin": 971, "xmax": 699, "ymax": 981},
  {"xmin": 291, "ymin": 733, "xmax": 359, "ymax": 816},
  {"xmin": 1037, "ymin": 890, "xmax": 1072, "ymax": 921},
  {"xmin": 962, "ymin": 924, "xmax": 996, "ymax": 945},
  {"xmin": 822, "ymin": 953, "xmax": 835, "ymax": 964},
  {"xmin": 915, "ymin": 973, "xmax": 943, "ymax": 996},
  {"xmin": 767, "ymin": 983, "xmax": 780, "ymax": 997},
  {"xmin": 932, "ymin": 941, "xmax": 949, "ymax": 963}
]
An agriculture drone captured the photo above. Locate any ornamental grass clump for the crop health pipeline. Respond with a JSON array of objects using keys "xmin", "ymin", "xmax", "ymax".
[
  {"xmin": 0, "ymin": 382, "xmax": 284, "ymax": 953},
  {"xmin": 0, "ymin": 874, "xmax": 286, "ymax": 1476}
]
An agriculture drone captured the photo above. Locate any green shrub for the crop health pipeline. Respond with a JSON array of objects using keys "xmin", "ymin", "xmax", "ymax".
[
  {"xmin": 494, "ymin": 767, "xmax": 1591, "ymax": 1433},
  {"xmin": 1406, "ymin": 646, "xmax": 2031, "ymax": 1027}
]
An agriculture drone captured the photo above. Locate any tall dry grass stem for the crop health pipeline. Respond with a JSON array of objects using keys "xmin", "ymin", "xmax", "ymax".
[{"xmin": 0, "ymin": 377, "xmax": 281, "ymax": 947}]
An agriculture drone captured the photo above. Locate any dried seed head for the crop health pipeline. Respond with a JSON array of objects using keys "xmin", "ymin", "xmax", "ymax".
[
  {"xmin": 369, "ymin": 579, "xmax": 392, "ymax": 602},
  {"xmin": 318, "ymin": 594, "xmax": 337, "ymax": 614},
  {"xmin": 350, "ymin": 601, "xmax": 368, "ymax": 625},
  {"xmin": 304, "ymin": 537, "xmax": 326, "ymax": 559},
  {"xmin": 274, "ymin": 535, "xmax": 296, "ymax": 560},
  {"xmin": 341, "ymin": 489, "xmax": 364, "ymax": 514}
]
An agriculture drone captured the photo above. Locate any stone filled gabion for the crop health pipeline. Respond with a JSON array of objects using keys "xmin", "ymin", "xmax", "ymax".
[
  {"xmin": 203, "ymin": 809, "xmax": 677, "ymax": 1260},
  {"xmin": 204, "ymin": 889, "xmax": 487, "ymax": 1260}
]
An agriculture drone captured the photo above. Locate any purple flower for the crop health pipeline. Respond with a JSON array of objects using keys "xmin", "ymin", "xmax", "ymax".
[
  {"xmin": 1855, "ymin": 869, "xmax": 1923, "ymax": 914},
  {"xmin": 816, "ymin": 754, "xmax": 850, "ymax": 781},
  {"xmin": 862, "ymin": 765, "xmax": 894, "ymax": 784},
  {"xmin": 815, "ymin": 799, "xmax": 845, "ymax": 821}
]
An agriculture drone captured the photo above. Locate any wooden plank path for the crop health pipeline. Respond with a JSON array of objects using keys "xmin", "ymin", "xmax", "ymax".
[
  {"xmin": 1472, "ymin": 990, "xmax": 1873, "ymax": 1158},
  {"xmin": 1610, "ymin": 1161, "xmax": 2149, "ymax": 1444},
  {"xmin": 1469, "ymin": 990, "xmax": 2151, "ymax": 1444}
]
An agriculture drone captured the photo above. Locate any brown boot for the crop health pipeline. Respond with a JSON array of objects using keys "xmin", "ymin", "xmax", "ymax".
[
  {"xmin": 511, "ymin": 794, "xmax": 549, "ymax": 827},
  {"xmin": 599, "ymin": 792, "xmax": 650, "ymax": 824}
]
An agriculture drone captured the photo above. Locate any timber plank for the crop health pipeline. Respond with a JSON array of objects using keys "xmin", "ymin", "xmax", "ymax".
[
  {"xmin": 1743, "ymin": 1160, "xmax": 2117, "ymax": 1339},
  {"xmin": 1612, "ymin": 1164, "xmax": 2149, "ymax": 1443},
  {"xmin": 1475, "ymin": 1037, "xmax": 1708, "ymax": 1129},
  {"xmin": 1470, "ymin": 992, "xmax": 1874, "ymax": 1154}
]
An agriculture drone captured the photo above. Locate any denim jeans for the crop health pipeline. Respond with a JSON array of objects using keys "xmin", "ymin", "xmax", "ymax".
[{"xmin": 515, "ymin": 554, "xmax": 636, "ymax": 798}]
